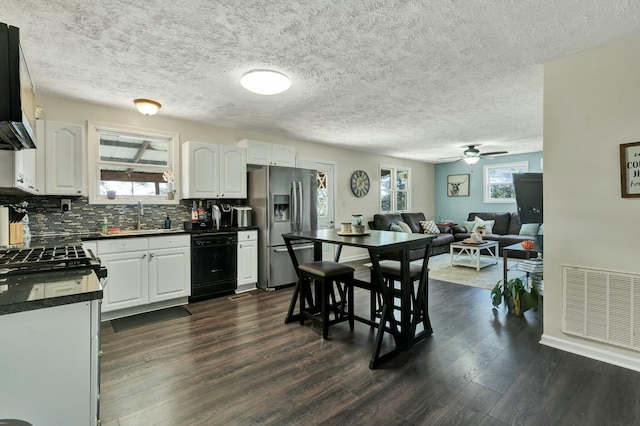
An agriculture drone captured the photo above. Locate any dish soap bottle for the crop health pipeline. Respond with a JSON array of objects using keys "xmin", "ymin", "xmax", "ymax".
[
  {"xmin": 164, "ymin": 214, "xmax": 171, "ymax": 229},
  {"xmin": 101, "ymin": 217, "xmax": 108, "ymax": 234}
]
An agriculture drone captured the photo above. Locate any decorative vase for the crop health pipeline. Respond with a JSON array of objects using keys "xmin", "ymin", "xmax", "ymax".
[
  {"xmin": 166, "ymin": 182, "xmax": 174, "ymax": 199},
  {"xmin": 472, "ymin": 232, "xmax": 482, "ymax": 242},
  {"xmin": 350, "ymin": 214, "xmax": 363, "ymax": 226}
]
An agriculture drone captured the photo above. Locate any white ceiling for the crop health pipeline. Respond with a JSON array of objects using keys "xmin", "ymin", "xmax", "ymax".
[{"xmin": 3, "ymin": 1, "xmax": 640, "ymax": 163}]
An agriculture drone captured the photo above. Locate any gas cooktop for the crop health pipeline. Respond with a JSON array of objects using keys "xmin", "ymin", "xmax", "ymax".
[{"xmin": 0, "ymin": 245, "xmax": 100, "ymax": 275}]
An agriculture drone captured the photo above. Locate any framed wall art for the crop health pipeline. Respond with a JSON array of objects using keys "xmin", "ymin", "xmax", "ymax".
[
  {"xmin": 447, "ymin": 174, "xmax": 469, "ymax": 197},
  {"xmin": 620, "ymin": 141, "xmax": 640, "ymax": 198}
]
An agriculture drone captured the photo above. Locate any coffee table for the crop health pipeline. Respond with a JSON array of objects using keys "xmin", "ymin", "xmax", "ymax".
[{"xmin": 450, "ymin": 240, "xmax": 499, "ymax": 271}]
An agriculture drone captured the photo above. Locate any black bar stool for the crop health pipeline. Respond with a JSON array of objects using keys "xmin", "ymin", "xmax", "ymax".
[
  {"xmin": 370, "ymin": 259, "xmax": 430, "ymax": 333},
  {"xmin": 298, "ymin": 261, "xmax": 355, "ymax": 339}
]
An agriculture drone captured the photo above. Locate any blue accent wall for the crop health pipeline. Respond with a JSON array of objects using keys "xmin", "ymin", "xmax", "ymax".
[{"xmin": 434, "ymin": 152, "xmax": 543, "ymax": 224}]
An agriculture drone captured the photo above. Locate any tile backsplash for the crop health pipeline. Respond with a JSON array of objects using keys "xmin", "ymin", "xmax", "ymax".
[{"xmin": 0, "ymin": 196, "xmax": 190, "ymax": 235}]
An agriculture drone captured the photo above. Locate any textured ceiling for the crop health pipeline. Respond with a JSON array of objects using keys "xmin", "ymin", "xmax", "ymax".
[{"xmin": 3, "ymin": 1, "xmax": 640, "ymax": 163}]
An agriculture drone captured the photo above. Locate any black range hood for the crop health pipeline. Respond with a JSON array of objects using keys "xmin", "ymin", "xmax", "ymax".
[{"xmin": 0, "ymin": 23, "xmax": 36, "ymax": 150}]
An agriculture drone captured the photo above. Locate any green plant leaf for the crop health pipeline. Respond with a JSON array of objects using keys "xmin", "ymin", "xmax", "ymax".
[
  {"xmin": 491, "ymin": 281, "xmax": 503, "ymax": 307},
  {"xmin": 520, "ymin": 291, "xmax": 534, "ymax": 312}
]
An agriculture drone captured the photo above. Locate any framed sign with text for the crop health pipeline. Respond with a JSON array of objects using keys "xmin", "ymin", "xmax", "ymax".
[{"xmin": 620, "ymin": 141, "xmax": 640, "ymax": 198}]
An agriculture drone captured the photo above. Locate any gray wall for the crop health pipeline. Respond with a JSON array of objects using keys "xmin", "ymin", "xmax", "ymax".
[{"xmin": 434, "ymin": 151, "xmax": 543, "ymax": 224}]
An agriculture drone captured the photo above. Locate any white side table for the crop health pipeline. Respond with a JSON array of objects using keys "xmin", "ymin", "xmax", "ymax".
[{"xmin": 450, "ymin": 240, "xmax": 499, "ymax": 271}]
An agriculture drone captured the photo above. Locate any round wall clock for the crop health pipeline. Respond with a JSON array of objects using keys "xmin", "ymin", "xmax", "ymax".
[{"xmin": 350, "ymin": 170, "xmax": 370, "ymax": 197}]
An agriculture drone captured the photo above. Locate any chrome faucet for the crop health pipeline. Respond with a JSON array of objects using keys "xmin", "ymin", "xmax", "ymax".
[{"xmin": 137, "ymin": 200, "xmax": 144, "ymax": 230}]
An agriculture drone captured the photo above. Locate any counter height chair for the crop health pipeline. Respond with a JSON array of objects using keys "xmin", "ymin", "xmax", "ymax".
[
  {"xmin": 370, "ymin": 247, "xmax": 432, "ymax": 336},
  {"xmin": 297, "ymin": 261, "xmax": 355, "ymax": 339}
]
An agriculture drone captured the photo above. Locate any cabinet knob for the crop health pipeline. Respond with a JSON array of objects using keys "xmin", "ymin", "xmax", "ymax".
[
  {"xmin": 141, "ymin": 253, "xmax": 147, "ymax": 259},
  {"xmin": 77, "ymin": 190, "xmax": 82, "ymax": 194},
  {"xmin": 98, "ymin": 350, "xmax": 104, "ymax": 358},
  {"xmin": 17, "ymin": 178, "xmax": 24, "ymax": 183},
  {"xmin": 150, "ymin": 253, "xmax": 155, "ymax": 258}
]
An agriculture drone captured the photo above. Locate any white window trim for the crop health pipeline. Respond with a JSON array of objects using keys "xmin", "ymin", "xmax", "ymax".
[
  {"xmin": 483, "ymin": 161, "xmax": 528, "ymax": 203},
  {"xmin": 87, "ymin": 121, "xmax": 180, "ymax": 205},
  {"xmin": 379, "ymin": 163, "xmax": 411, "ymax": 213}
]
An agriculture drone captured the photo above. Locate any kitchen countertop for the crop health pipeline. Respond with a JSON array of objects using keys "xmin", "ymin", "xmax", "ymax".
[
  {"xmin": 81, "ymin": 226, "xmax": 259, "ymax": 240},
  {"xmin": 0, "ymin": 267, "xmax": 103, "ymax": 315}
]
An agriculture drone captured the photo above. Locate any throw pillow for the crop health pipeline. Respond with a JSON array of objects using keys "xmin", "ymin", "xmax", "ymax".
[
  {"xmin": 474, "ymin": 216, "xmax": 495, "ymax": 234},
  {"xmin": 397, "ymin": 221, "xmax": 413, "ymax": 233},
  {"xmin": 389, "ymin": 223, "xmax": 404, "ymax": 232},
  {"xmin": 462, "ymin": 220, "xmax": 475, "ymax": 232},
  {"xmin": 419, "ymin": 220, "xmax": 440, "ymax": 234},
  {"xmin": 519, "ymin": 223, "xmax": 540, "ymax": 236}
]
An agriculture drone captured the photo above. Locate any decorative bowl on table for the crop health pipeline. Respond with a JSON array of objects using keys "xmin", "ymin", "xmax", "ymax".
[{"xmin": 521, "ymin": 240, "xmax": 534, "ymax": 250}]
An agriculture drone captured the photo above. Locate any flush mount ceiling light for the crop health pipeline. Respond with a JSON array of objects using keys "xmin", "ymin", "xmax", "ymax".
[
  {"xmin": 240, "ymin": 70, "xmax": 291, "ymax": 95},
  {"xmin": 463, "ymin": 156, "xmax": 480, "ymax": 165},
  {"xmin": 133, "ymin": 98, "xmax": 162, "ymax": 115}
]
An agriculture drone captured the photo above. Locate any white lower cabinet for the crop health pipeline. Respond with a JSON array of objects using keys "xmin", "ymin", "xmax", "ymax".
[
  {"xmin": 237, "ymin": 230, "xmax": 258, "ymax": 292},
  {"xmin": 149, "ymin": 238, "xmax": 191, "ymax": 303},
  {"xmin": 96, "ymin": 234, "xmax": 190, "ymax": 320},
  {"xmin": 0, "ymin": 300, "xmax": 100, "ymax": 425}
]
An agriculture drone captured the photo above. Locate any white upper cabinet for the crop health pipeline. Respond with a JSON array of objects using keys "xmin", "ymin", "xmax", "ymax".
[
  {"xmin": 237, "ymin": 139, "xmax": 296, "ymax": 167},
  {"xmin": 219, "ymin": 145, "xmax": 247, "ymax": 198},
  {"xmin": 182, "ymin": 141, "xmax": 218, "ymax": 199},
  {"xmin": 0, "ymin": 135, "xmax": 38, "ymax": 194},
  {"xmin": 45, "ymin": 121, "xmax": 85, "ymax": 196},
  {"xmin": 182, "ymin": 141, "xmax": 247, "ymax": 199}
]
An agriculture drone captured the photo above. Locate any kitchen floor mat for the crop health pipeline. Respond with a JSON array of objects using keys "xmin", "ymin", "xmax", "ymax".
[{"xmin": 111, "ymin": 306, "xmax": 192, "ymax": 333}]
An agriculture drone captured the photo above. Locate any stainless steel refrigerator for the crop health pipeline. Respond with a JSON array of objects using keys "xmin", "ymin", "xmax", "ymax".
[{"xmin": 248, "ymin": 166, "xmax": 317, "ymax": 289}]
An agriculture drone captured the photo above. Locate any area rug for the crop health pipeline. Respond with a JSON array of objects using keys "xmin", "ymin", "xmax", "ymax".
[
  {"xmin": 422, "ymin": 253, "xmax": 523, "ymax": 290},
  {"xmin": 111, "ymin": 306, "xmax": 192, "ymax": 333}
]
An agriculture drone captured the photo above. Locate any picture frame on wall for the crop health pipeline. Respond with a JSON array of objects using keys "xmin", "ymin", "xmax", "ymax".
[
  {"xmin": 620, "ymin": 141, "xmax": 640, "ymax": 198},
  {"xmin": 447, "ymin": 174, "xmax": 469, "ymax": 197}
]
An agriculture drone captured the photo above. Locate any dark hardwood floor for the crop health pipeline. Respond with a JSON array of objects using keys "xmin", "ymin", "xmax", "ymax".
[{"xmin": 100, "ymin": 267, "xmax": 640, "ymax": 425}]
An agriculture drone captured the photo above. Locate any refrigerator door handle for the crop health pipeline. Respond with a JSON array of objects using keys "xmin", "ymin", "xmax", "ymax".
[
  {"xmin": 297, "ymin": 181, "xmax": 303, "ymax": 232},
  {"xmin": 290, "ymin": 181, "xmax": 296, "ymax": 231},
  {"xmin": 273, "ymin": 244, "xmax": 314, "ymax": 252}
]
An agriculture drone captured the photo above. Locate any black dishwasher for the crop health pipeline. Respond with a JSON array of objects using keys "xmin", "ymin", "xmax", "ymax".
[{"xmin": 190, "ymin": 232, "xmax": 237, "ymax": 302}]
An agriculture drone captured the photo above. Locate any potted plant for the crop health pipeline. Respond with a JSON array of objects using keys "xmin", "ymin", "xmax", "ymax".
[
  {"xmin": 471, "ymin": 223, "xmax": 486, "ymax": 241},
  {"xmin": 491, "ymin": 277, "xmax": 540, "ymax": 316}
]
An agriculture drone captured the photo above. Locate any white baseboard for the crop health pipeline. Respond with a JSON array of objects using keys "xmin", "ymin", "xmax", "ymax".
[{"xmin": 540, "ymin": 334, "xmax": 640, "ymax": 373}]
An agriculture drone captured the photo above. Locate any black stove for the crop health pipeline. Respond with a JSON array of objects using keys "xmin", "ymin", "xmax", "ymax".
[{"xmin": 0, "ymin": 245, "xmax": 105, "ymax": 277}]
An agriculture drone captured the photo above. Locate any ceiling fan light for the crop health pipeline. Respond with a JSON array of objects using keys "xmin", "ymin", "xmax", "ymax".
[
  {"xmin": 463, "ymin": 156, "xmax": 480, "ymax": 165},
  {"xmin": 134, "ymin": 98, "xmax": 161, "ymax": 115},
  {"xmin": 241, "ymin": 70, "xmax": 291, "ymax": 95}
]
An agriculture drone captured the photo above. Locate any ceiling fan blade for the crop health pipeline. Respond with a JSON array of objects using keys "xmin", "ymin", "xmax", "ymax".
[
  {"xmin": 438, "ymin": 156, "xmax": 463, "ymax": 160},
  {"xmin": 480, "ymin": 151, "xmax": 508, "ymax": 156}
]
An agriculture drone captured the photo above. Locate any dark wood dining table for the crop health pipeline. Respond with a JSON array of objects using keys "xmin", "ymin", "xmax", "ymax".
[{"xmin": 282, "ymin": 229, "xmax": 436, "ymax": 369}]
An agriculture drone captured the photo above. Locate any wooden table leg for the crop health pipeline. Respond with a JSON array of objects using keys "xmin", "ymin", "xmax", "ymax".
[{"xmin": 284, "ymin": 237, "xmax": 303, "ymax": 324}]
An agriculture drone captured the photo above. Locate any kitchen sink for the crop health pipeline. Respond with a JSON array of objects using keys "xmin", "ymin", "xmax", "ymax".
[{"xmin": 99, "ymin": 229, "xmax": 183, "ymax": 237}]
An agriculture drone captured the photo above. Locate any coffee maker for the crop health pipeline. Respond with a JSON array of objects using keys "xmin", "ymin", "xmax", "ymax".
[{"xmin": 214, "ymin": 203, "xmax": 233, "ymax": 229}]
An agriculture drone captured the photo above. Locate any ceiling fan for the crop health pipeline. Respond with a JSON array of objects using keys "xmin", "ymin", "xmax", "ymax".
[{"xmin": 439, "ymin": 145, "xmax": 508, "ymax": 164}]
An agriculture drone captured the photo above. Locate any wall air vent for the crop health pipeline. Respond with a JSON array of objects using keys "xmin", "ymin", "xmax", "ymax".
[{"xmin": 563, "ymin": 265, "xmax": 640, "ymax": 351}]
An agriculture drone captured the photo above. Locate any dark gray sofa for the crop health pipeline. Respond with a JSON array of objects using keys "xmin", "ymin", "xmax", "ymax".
[
  {"xmin": 368, "ymin": 212, "xmax": 454, "ymax": 258},
  {"xmin": 451, "ymin": 212, "xmax": 537, "ymax": 257}
]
